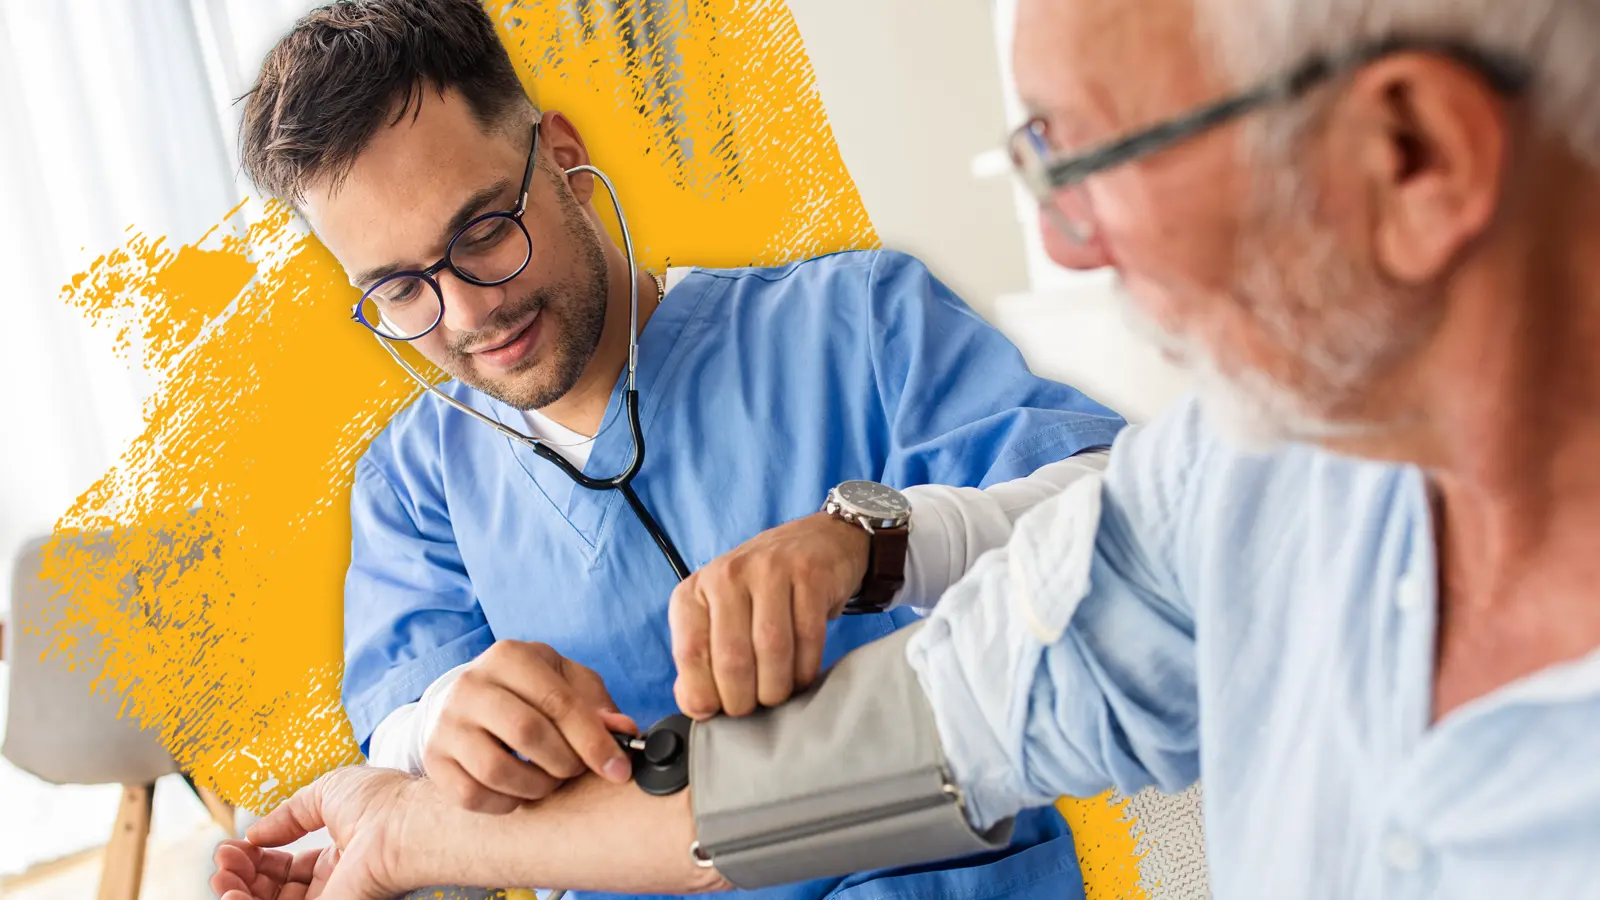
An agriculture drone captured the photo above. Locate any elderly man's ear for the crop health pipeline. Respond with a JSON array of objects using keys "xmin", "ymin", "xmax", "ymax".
[{"xmin": 1339, "ymin": 53, "xmax": 1511, "ymax": 285}]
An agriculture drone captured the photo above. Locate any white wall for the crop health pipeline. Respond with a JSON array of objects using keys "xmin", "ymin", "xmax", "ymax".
[
  {"xmin": 980, "ymin": 0, "xmax": 1193, "ymax": 422},
  {"xmin": 786, "ymin": 0, "xmax": 1029, "ymax": 320},
  {"xmin": 789, "ymin": 0, "xmax": 1192, "ymax": 423}
]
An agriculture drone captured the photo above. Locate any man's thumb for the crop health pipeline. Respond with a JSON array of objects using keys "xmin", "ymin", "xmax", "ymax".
[{"xmin": 247, "ymin": 781, "xmax": 326, "ymax": 848}]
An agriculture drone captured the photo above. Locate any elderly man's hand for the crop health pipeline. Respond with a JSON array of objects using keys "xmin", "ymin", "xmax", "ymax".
[
  {"xmin": 670, "ymin": 512, "xmax": 870, "ymax": 718},
  {"xmin": 210, "ymin": 766, "xmax": 417, "ymax": 900}
]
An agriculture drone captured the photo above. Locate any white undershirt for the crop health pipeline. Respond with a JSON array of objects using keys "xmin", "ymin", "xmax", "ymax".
[
  {"xmin": 513, "ymin": 267, "xmax": 693, "ymax": 471},
  {"xmin": 367, "ymin": 268, "xmax": 684, "ymax": 769},
  {"xmin": 364, "ymin": 274, "xmax": 1111, "ymax": 773},
  {"xmin": 517, "ymin": 406, "xmax": 596, "ymax": 469}
]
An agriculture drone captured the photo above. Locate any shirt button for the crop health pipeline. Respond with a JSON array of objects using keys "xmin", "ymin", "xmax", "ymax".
[{"xmin": 1382, "ymin": 832, "xmax": 1425, "ymax": 872}]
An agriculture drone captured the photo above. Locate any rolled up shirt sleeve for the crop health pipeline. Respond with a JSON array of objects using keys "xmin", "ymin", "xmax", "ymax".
[
  {"xmin": 906, "ymin": 402, "xmax": 1211, "ymax": 830},
  {"xmin": 365, "ymin": 660, "xmax": 469, "ymax": 773},
  {"xmin": 898, "ymin": 451, "xmax": 1110, "ymax": 613}
]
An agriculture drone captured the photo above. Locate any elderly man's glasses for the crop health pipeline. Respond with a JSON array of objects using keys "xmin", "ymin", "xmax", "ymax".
[
  {"xmin": 351, "ymin": 122, "xmax": 542, "ymax": 340},
  {"xmin": 1008, "ymin": 37, "xmax": 1530, "ymax": 244}
]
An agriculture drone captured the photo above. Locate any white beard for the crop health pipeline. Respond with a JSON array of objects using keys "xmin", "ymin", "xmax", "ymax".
[{"xmin": 1115, "ymin": 281, "xmax": 1381, "ymax": 453}]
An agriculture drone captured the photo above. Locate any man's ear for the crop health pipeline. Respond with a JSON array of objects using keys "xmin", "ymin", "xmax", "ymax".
[
  {"xmin": 538, "ymin": 110, "xmax": 596, "ymax": 205},
  {"xmin": 1346, "ymin": 54, "xmax": 1510, "ymax": 285}
]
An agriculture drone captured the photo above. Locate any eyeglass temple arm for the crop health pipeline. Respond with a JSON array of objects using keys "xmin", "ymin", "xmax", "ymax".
[
  {"xmin": 517, "ymin": 119, "xmax": 541, "ymax": 214},
  {"xmin": 1044, "ymin": 84, "xmax": 1285, "ymax": 188},
  {"xmin": 1042, "ymin": 38, "xmax": 1528, "ymax": 191}
]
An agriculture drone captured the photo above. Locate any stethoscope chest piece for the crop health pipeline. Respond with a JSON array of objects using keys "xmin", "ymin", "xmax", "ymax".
[{"xmin": 619, "ymin": 713, "xmax": 692, "ymax": 796}]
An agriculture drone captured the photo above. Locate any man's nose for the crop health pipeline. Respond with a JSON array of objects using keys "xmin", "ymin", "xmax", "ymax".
[
  {"xmin": 1039, "ymin": 210, "xmax": 1113, "ymax": 270},
  {"xmin": 437, "ymin": 271, "xmax": 506, "ymax": 334}
]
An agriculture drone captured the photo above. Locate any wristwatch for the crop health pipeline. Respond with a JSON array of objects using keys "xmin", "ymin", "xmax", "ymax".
[{"xmin": 822, "ymin": 480, "xmax": 912, "ymax": 615}]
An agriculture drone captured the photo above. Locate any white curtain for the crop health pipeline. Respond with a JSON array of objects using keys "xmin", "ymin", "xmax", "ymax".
[
  {"xmin": 0, "ymin": 0, "xmax": 318, "ymax": 877},
  {"xmin": 0, "ymin": 0, "xmax": 318, "ymax": 591}
]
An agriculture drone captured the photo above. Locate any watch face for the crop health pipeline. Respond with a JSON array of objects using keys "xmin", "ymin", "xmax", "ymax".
[{"xmin": 835, "ymin": 480, "xmax": 911, "ymax": 521}]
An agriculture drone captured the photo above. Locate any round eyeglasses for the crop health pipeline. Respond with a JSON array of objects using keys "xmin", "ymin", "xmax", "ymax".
[{"xmin": 352, "ymin": 122, "xmax": 542, "ymax": 340}]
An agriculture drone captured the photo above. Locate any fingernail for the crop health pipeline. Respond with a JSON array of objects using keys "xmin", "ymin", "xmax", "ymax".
[{"xmin": 604, "ymin": 756, "xmax": 632, "ymax": 782}]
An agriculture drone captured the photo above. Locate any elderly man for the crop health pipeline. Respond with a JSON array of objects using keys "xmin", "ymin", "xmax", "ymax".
[{"xmin": 214, "ymin": 0, "xmax": 1600, "ymax": 897}]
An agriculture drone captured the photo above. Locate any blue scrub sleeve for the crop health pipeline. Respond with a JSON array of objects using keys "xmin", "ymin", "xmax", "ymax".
[
  {"xmin": 342, "ymin": 455, "xmax": 492, "ymax": 752},
  {"xmin": 863, "ymin": 251, "xmax": 1126, "ymax": 489}
]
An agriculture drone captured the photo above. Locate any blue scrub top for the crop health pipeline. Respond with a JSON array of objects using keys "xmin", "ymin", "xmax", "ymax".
[{"xmin": 343, "ymin": 250, "xmax": 1124, "ymax": 900}]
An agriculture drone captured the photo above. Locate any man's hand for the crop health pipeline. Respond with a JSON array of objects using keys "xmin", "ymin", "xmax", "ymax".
[
  {"xmin": 210, "ymin": 767, "xmax": 417, "ymax": 900},
  {"xmin": 670, "ymin": 512, "xmax": 870, "ymax": 719},
  {"xmin": 214, "ymin": 763, "xmax": 732, "ymax": 899},
  {"xmin": 425, "ymin": 640, "xmax": 638, "ymax": 813}
]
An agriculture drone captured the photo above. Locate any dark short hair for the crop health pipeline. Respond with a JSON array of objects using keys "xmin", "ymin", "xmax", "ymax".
[{"xmin": 239, "ymin": 0, "xmax": 533, "ymax": 202}]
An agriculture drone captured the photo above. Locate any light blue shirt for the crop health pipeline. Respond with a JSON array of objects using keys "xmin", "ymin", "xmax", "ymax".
[
  {"xmin": 342, "ymin": 250, "xmax": 1126, "ymax": 900},
  {"xmin": 911, "ymin": 396, "xmax": 1600, "ymax": 899}
]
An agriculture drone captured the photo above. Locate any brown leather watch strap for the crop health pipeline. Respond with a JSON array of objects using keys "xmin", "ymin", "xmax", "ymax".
[{"xmin": 845, "ymin": 526, "xmax": 909, "ymax": 614}]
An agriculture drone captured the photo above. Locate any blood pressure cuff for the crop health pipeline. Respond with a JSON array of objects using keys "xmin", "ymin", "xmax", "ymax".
[{"xmin": 688, "ymin": 621, "xmax": 1013, "ymax": 889}]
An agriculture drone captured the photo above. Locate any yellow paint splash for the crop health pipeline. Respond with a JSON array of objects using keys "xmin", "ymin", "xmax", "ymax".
[
  {"xmin": 1058, "ymin": 793, "xmax": 1149, "ymax": 900},
  {"xmin": 43, "ymin": 1, "xmax": 1157, "ymax": 896}
]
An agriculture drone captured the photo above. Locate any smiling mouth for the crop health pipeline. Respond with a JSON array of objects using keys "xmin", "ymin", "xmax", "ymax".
[{"xmin": 471, "ymin": 312, "xmax": 539, "ymax": 355}]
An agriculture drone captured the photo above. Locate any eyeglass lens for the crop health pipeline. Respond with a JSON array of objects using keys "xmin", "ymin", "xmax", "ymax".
[
  {"xmin": 1009, "ymin": 121, "xmax": 1098, "ymax": 245},
  {"xmin": 358, "ymin": 212, "xmax": 534, "ymax": 340}
]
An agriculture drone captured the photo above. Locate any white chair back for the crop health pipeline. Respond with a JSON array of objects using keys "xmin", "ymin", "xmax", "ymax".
[{"xmin": 1, "ymin": 535, "xmax": 178, "ymax": 786}]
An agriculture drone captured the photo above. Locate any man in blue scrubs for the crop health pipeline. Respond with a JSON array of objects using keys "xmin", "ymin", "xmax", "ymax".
[{"xmin": 231, "ymin": 2, "xmax": 1122, "ymax": 899}]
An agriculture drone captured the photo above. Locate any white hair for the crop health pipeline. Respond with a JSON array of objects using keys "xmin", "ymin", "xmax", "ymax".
[{"xmin": 1196, "ymin": 0, "xmax": 1600, "ymax": 166}]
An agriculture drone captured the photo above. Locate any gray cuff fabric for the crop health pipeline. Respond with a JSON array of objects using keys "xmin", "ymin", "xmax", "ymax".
[{"xmin": 689, "ymin": 622, "xmax": 1013, "ymax": 889}]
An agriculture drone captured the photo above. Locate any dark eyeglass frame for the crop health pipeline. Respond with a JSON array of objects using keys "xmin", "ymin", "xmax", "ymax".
[
  {"xmin": 351, "ymin": 120, "xmax": 543, "ymax": 341},
  {"xmin": 1010, "ymin": 37, "xmax": 1531, "ymax": 206}
]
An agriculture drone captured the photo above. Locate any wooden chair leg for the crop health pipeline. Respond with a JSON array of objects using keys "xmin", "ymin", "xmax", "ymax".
[
  {"xmin": 181, "ymin": 771, "xmax": 238, "ymax": 839},
  {"xmin": 194, "ymin": 784, "xmax": 237, "ymax": 839},
  {"xmin": 98, "ymin": 782, "xmax": 155, "ymax": 900}
]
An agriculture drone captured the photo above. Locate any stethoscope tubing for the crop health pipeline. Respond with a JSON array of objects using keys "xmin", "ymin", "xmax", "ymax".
[
  {"xmin": 363, "ymin": 155, "xmax": 688, "ymax": 900},
  {"xmin": 370, "ymin": 163, "xmax": 691, "ymax": 583}
]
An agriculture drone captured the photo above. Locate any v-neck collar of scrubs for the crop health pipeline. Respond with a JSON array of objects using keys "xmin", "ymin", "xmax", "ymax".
[{"xmin": 485, "ymin": 268, "xmax": 710, "ymax": 547}]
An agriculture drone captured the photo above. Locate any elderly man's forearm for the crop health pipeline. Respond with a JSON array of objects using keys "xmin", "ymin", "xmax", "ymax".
[{"xmin": 394, "ymin": 773, "xmax": 732, "ymax": 894}]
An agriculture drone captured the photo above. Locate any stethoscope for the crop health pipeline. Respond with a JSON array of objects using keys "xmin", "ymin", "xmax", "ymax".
[
  {"xmin": 370, "ymin": 164, "xmax": 688, "ymax": 900},
  {"xmin": 368, "ymin": 158, "xmax": 692, "ymax": 583},
  {"xmin": 348, "ymin": 131, "xmax": 704, "ymax": 900}
]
